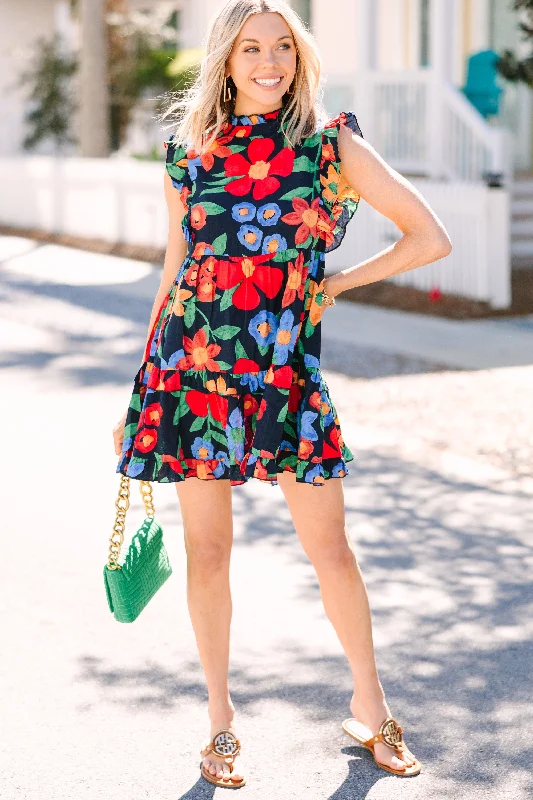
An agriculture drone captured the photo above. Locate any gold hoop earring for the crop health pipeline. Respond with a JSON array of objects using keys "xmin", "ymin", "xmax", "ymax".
[
  {"xmin": 287, "ymin": 78, "xmax": 295, "ymax": 95},
  {"xmin": 223, "ymin": 76, "xmax": 232, "ymax": 102}
]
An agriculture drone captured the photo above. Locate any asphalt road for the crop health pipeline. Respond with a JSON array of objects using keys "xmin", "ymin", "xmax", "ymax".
[{"xmin": 1, "ymin": 237, "xmax": 532, "ymax": 799}]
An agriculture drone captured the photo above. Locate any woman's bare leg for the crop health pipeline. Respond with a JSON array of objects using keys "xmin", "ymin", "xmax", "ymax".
[
  {"xmin": 175, "ymin": 476, "xmax": 244, "ymax": 782},
  {"xmin": 276, "ymin": 470, "xmax": 418, "ymax": 771}
]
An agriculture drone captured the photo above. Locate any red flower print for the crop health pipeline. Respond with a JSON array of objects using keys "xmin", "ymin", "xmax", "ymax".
[
  {"xmin": 281, "ymin": 196, "xmax": 335, "ymax": 245},
  {"xmin": 243, "ymin": 394, "xmax": 259, "ymax": 417},
  {"xmin": 233, "ymin": 358, "xmax": 261, "ymax": 374},
  {"xmin": 177, "ymin": 328, "xmax": 222, "ymax": 371},
  {"xmin": 264, "ymin": 365, "xmax": 292, "ymax": 388},
  {"xmin": 257, "ymin": 398, "xmax": 267, "ymax": 421},
  {"xmin": 282, "ymin": 251, "xmax": 308, "ymax": 307},
  {"xmin": 224, "ymin": 138, "xmax": 295, "ymax": 200},
  {"xmin": 162, "ymin": 454, "xmax": 184, "ymax": 474},
  {"xmin": 185, "ymin": 388, "xmax": 229, "ymax": 427},
  {"xmin": 138, "ymin": 402, "xmax": 163, "ymax": 428},
  {"xmin": 288, "ymin": 381, "xmax": 301, "ymax": 413},
  {"xmin": 146, "ymin": 368, "xmax": 182, "ymax": 392},
  {"xmin": 217, "ymin": 253, "xmax": 283, "ymax": 310},
  {"xmin": 321, "ymin": 141, "xmax": 335, "ymax": 166},
  {"xmin": 190, "ymin": 204, "xmax": 207, "ymax": 230},
  {"xmin": 309, "ymin": 392, "xmax": 322, "ymax": 411},
  {"xmin": 134, "ymin": 427, "xmax": 158, "ymax": 453}
]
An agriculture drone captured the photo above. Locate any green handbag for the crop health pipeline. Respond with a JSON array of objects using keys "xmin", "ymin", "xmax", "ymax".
[{"xmin": 103, "ymin": 475, "xmax": 172, "ymax": 623}]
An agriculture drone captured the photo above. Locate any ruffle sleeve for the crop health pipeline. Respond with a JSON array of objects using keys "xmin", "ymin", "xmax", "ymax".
[
  {"xmin": 164, "ymin": 134, "xmax": 193, "ymax": 208},
  {"xmin": 319, "ymin": 111, "xmax": 364, "ymax": 253}
]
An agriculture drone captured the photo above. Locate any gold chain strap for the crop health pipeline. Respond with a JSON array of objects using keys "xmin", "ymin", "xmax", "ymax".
[{"xmin": 107, "ymin": 476, "xmax": 155, "ymax": 571}]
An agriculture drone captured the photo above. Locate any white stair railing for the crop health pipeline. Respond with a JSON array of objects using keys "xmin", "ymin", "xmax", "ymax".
[{"xmin": 355, "ymin": 69, "xmax": 512, "ymax": 185}]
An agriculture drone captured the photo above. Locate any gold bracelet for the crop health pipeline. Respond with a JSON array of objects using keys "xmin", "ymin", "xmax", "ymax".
[{"xmin": 322, "ymin": 289, "xmax": 336, "ymax": 307}]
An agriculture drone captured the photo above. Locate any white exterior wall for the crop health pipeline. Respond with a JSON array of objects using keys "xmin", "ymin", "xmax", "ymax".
[{"xmin": 0, "ymin": 0, "xmax": 58, "ymax": 156}]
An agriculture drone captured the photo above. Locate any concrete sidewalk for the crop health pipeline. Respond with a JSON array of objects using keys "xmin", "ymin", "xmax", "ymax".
[{"xmin": 1, "ymin": 235, "xmax": 532, "ymax": 799}]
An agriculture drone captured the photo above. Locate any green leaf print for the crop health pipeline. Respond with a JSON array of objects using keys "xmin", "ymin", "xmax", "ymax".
[
  {"xmin": 298, "ymin": 234, "xmax": 313, "ymax": 250},
  {"xmin": 130, "ymin": 393, "xmax": 142, "ymax": 411},
  {"xmin": 211, "ymin": 429, "xmax": 228, "ymax": 447},
  {"xmin": 200, "ymin": 201, "xmax": 226, "ymax": 215},
  {"xmin": 212, "ymin": 324, "xmax": 240, "ymax": 340},
  {"xmin": 302, "ymin": 132, "xmax": 322, "ymax": 148},
  {"xmin": 220, "ymin": 285, "xmax": 238, "ymax": 311},
  {"xmin": 272, "ymin": 248, "xmax": 299, "ymax": 262},
  {"xmin": 305, "ymin": 317, "xmax": 315, "ymax": 338},
  {"xmin": 235, "ymin": 339, "xmax": 248, "ymax": 360},
  {"xmin": 283, "ymin": 420, "xmax": 297, "ymax": 439},
  {"xmin": 154, "ymin": 452, "xmax": 163, "ymax": 474},
  {"xmin": 215, "ymin": 360, "xmax": 233, "ymax": 370},
  {"xmin": 292, "ymin": 155, "xmax": 315, "ymax": 172},
  {"xmin": 211, "ymin": 233, "xmax": 227, "ymax": 255},
  {"xmin": 190, "ymin": 415, "xmax": 205, "ymax": 432},
  {"xmin": 277, "ymin": 404, "xmax": 288, "ymax": 423},
  {"xmin": 184, "ymin": 297, "xmax": 197, "ymax": 327},
  {"xmin": 257, "ymin": 344, "xmax": 270, "ymax": 356},
  {"xmin": 125, "ymin": 422, "xmax": 138, "ymax": 437},
  {"xmin": 279, "ymin": 186, "xmax": 313, "ymax": 202}
]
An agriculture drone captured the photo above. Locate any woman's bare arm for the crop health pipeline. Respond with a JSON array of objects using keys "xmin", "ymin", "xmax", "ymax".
[
  {"xmin": 141, "ymin": 170, "xmax": 189, "ymax": 354},
  {"xmin": 325, "ymin": 123, "xmax": 452, "ymax": 300}
]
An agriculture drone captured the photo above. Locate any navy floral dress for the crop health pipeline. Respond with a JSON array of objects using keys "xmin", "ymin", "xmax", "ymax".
[{"xmin": 116, "ymin": 107, "xmax": 363, "ymax": 487}]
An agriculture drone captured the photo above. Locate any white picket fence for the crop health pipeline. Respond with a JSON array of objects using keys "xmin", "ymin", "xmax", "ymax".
[{"xmin": 0, "ymin": 155, "xmax": 511, "ymax": 308}]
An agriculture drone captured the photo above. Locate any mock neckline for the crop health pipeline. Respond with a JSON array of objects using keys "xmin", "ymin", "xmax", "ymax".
[{"xmin": 230, "ymin": 106, "xmax": 283, "ymax": 128}]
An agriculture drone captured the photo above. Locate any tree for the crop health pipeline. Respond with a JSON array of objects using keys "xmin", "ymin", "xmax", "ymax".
[
  {"xmin": 18, "ymin": 35, "xmax": 77, "ymax": 153},
  {"xmin": 497, "ymin": 0, "xmax": 533, "ymax": 87}
]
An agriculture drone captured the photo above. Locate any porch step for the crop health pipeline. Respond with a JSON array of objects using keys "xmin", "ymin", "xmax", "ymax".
[{"xmin": 511, "ymin": 178, "xmax": 533, "ymax": 266}]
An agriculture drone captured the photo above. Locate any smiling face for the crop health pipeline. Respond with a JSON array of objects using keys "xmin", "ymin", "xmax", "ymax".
[{"xmin": 225, "ymin": 12, "xmax": 298, "ymax": 117}]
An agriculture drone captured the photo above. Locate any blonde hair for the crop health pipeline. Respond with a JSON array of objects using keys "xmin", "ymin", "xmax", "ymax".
[{"xmin": 159, "ymin": 0, "xmax": 328, "ymax": 154}]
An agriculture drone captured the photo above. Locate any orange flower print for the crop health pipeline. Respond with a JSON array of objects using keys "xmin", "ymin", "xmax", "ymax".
[
  {"xmin": 138, "ymin": 402, "xmax": 163, "ymax": 428},
  {"xmin": 177, "ymin": 328, "xmax": 222, "ymax": 371},
  {"xmin": 282, "ymin": 251, "xmax": 308, "ymax": 307},
  {"xmin": 190, "ymin": 204, "xmax": 207, "ymax": 230},
  {"xmin": 305, "ymin": 278, "xmax": 327, "ymax": 327},
  {"xmin": 171, "ymin": 286, "xmax": 193, "ymax": 316},
  {"xmin": 134, "ymin": 427, "xmax": 158, "ymax": 454},
  {"xmin": 281, "ymin": 196, "xmax": 335, "ymax": 245}
]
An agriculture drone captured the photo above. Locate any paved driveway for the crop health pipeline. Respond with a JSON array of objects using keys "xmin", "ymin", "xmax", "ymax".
[{"xmin": 1, "ymin": 237, "xmax": 532, "ymax": 799}]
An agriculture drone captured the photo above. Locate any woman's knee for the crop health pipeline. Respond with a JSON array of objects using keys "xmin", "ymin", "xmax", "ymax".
[{"xmin": 175, "ymin": 477, "xmax": 233, "ymax": 569}]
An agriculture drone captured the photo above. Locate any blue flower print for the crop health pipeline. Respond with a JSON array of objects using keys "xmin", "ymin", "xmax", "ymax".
[
  {"xmin": 300, "ymin": 410, "xmax": 319, "ymax": 441},
  {"xmin": 332, "ymin": 462, "xmax": 346, "ymax": 477},
  {"xmin": 280, "ymin": 439, "xmax": 297, "ymax": 453},
  {"xmin": 239, "ymin": 370, "xmax": 267, "ymax": 392},
  {"xmin": 305, "ymin": 463, "xmax": 325, "ymax": 484},
  {"xmin": 160, "ymin": 348, "xmax": 185, "ymax": 369},
  {"xmin": 249, "ymin": 310, "xmax": 278, "ymax": 346},
  {"xmin": 257, "ymin": 202, "xmax": 281, "ymax": 226},
  {"xmin": 213, "ymin": 450, "xmax": 230, "ymax": 477},
  {"xmin": 126, "ymin": 460, "xmax": 146, "ymax": 477},
  {"xmin": 225, "ymin": 408, "xmax": 245, "ymax": 463},
  {"xmin": 237, "ymin": 224, "xmax": 263, "ymax": 251},
  {"xmin": 187, "ymin": 155, "xmax": 201, "ymax": 181},
  {"xmin": 262, "ymin": 234, "xmax": 287, "ymax": 255},
  {"xmin": 274, "ymin": 309, "xmax": 299, "ymax": 365},
  {"xmin": 192, "ymin": 437, "xmax": 214, "ymax": 460},
  {"xmin": 304, "ymin": 353, "xmax": 322, "ymax": 383},
  {"xmin": 308, "ymin": 250, "xmax": 322, "ymax": 278},
  {"xmin": 320, "ymin": 389, "xmax": 335, "ymax": 426},
  {"xmin": 231, "ymin": 202, "xmax": 256, "ymax": 223}
]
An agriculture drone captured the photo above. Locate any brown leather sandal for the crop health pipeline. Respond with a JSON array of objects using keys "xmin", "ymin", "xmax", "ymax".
[
  {"xmin": 200, "ymin": 728, "xmax": 246, "ymax": 788},
  {"xmin": 341, "ymin": 716, "xmax": 422, "ymax": 776}
]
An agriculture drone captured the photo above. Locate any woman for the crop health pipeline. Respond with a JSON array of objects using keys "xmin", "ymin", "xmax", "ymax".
[{"xmin": 113, "ymin": 0, "xmax": 451, "ymax": 788}]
